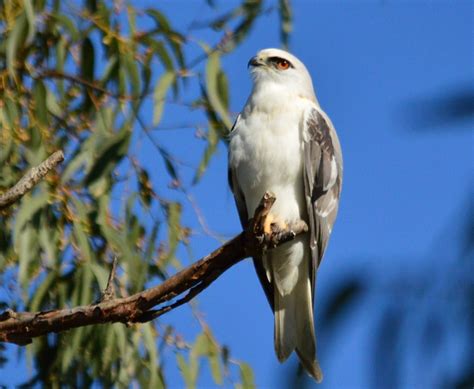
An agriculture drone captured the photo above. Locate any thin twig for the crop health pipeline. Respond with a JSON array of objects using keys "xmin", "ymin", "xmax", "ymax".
[
  {"xmin": 101, "ymin": 257, "xmax": 118, "ymax": 302},
  {"xmin": 0, "ymin": 150, "xmax": 64, "ymax": 210}
]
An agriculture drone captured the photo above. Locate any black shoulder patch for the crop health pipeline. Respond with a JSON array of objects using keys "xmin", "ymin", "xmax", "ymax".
[{"xmin": 306, "ymin": 110, "xmax": 335, "ymax": 158}]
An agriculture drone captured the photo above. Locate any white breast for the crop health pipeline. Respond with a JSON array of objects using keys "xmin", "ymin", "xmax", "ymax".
[{"xmin": 229, "ymin": 95, "xmax": 313, "ymax": 223}]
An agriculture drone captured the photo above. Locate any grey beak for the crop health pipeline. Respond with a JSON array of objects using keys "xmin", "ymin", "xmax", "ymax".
[{"xmin": 248, "ymin": 56, "xmax": 263, "ymax": 68}]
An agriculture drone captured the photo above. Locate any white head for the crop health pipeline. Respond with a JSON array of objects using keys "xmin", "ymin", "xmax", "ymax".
[{"xmin": 247, "ymin": 48, "xmax": 317, "ymax": 102}]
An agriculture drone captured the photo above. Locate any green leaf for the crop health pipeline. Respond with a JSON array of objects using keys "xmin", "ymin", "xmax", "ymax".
[
  {"xmin": 38, "ymin": 213, "xmax": 59, "ymax": 266},
  {"xmin": 279, "ymin": 0, "xmax": 292, "ymax": 49},
  {"xmin": 142, "ymin": 323, "xmax": 161, "ymax": 388},
  {"xmin": 80, "ymin": 37, "xmax": 95, "ymax": 110},
  {"xmin": 4, "ymin": 96, "xmax": 20, "ymax": 129},
  {"xmin": 127, "ymin": 5, "xmax": 137, "ymax": 37},
  {"xmin": 220, "ymin": 1, "xmax": 262, "ymax": 52},
  {"xmin": 6, "ymin": 12, "xmax": 28, "ymax": 77},
  {"xmin": 238, "ymin": 362, "xmax": 256, "ymax": 389},
  {"xmin": 191, "ymin": 333, "xmax": 208, "ymax": 358},
  {"xmin": 81, "ymin": 37, "xmax": 95, "ymax": 81},
  {"xmin": 217, "ymin": 70, "xmax": 229, "ymax": 112},
  {"xmin": 101, "ymin": 323, "xmax": 116, "ymax": 368},
  {"xmin": 33, "ymin": 80, "xmax": 48, "ymax": 127},
  {"xmin": 86, "ymin": 0, "xmax": 98, "ymax": 13},
  {"xmin": 29, "ymin": 271, "xmax": 58, "ymax": 311},
  {"xmin": 153, "ymin": 71, "xmax": 176, "ymax": 126},
  {"xmin": 80, "ymin": 263, "xmax": 93, "ymax": 304},
  {"xmin": 13, "ymin": 191, "xmax": 49, "ymax": 246},
  {"xmin": 152, "ymin": 40, "xmax": 174, "ymax": 71},
  {"xmin": 146, "ymin": 9, "xmax": 186, "ymax": 69},
  {"xmin": 51, "ymin": 12, "xmax": 80, "ymax": 41},
  {"xmin": 84, "ymin": 128, "xmax": 131, "ymax": 188},
  {"xmin": 160, "ymin": 202, "xmax": 181, "ymax": 267},
  {"xmin": 61, "ymin": 136, "xmax": 95, "ymax": 183},
  {"xmin": 17, "ymin": 225, "xmax": 36, "ymax": 288},
  {"xmin": 62, "ymin": 326, "xmax": 85, "ymax": 372},
  {"xmin": 205, "ymin": 333, "xmax": 222, "ymax": 385},
  {"xmin": 70, "ymin": 196, "xmax": 93, "ymax": 262},
  {"xmin": 101, "ymin": 55, "xmax": 119, "ymax": 85},
  {"xmin": 206, "ymin": 51, "xmax": 232, "ymax": 129},
  {"xmin": 90, "ymin": 262, "xmax": 110, "ymax": 292},
  {"xmin": 96, "ymin": 195, "xmax": 145, "ymax": 292},
  {"xmin": 24, "ymin": 0, "xmax": 36, "ymax": 43},
  {"xmin": 177, "ymin": 354, "xmax": 194, "ymax": 389},
  {"xmin": 158, "ymin": 145, "xmax": 179, "ymax": 183},
  {"xmin": 123, "ymin": 50, "xmax": 140, "ymax": 98},
  {"xmin": 0, "ymin": 131, "xmax": 13, "ymax": 165},
  {"xmin": 55, "ymin": 36, "xmax": 67, "ymax": 95},
  {"xmin": 137, "ymin": 167, "xmax": 154, "ymax": 207},
  {"xmin": 46, "ymin": 87, "xmax": 63, "ymax": 117},
  {"xmin": 146, "ymin": 9, "xmax": 171, "ymax": 31},
  {"xmin": 193, "ymin": 125, "xmax": 219, "ymax": 184}
]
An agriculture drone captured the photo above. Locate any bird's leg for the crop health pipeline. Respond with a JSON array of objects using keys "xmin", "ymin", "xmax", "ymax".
[
  {"xmin": 263, "ymin": 213, "xmax": 287, "ymax": 235},
  {"xmin": 247, "ymin": 192, "xmax": 307, "ymax": 252},
  {"xmin": 267, "ymin": 219, "xmax": 308, "ymax": 248},
  {"xmin": 263, "ymin": 214, "xmax": 290, "ymax": 248}
]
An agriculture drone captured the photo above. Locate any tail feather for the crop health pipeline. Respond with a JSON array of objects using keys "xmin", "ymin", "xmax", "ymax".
[
  {"xmin": 274, "ymin": 291, "xmax": 296, "ymax": 361},
  {"xmin": 273, "ymin": 256, "xmax": 323, "ymax": 382},
  {"xmin": 295, "ymin": 275, "xmax": 323, "ymax": 382}
]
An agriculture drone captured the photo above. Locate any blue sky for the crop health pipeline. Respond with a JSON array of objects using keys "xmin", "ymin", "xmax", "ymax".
[{"xmin": 2, "ymin": 1, "xmax": 473, "ymax": 387}]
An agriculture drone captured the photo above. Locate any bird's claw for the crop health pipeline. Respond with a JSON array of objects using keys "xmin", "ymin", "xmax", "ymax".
[{"xmin": 256, "ymin": 234, "xmax": 265, "ymax": 245}]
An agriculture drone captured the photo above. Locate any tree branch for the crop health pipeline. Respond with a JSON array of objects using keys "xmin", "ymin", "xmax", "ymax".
[
  {"xmin": 0, "ymin": 151, "xmax": 64, "ymax": 210},
  {"xmin": 0, "ymin": 192, "xmax": 308, "ymax": 345}
]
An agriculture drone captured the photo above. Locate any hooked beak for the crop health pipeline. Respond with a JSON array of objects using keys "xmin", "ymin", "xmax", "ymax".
[{"xmin": 248, "ymin": 56, "xmax": 265, "ymax": 68}]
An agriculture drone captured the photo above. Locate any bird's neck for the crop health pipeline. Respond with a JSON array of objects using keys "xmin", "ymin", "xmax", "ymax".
[{"xmin": 245, "ymin": 82, "xmax": 318, "ymax": 115}]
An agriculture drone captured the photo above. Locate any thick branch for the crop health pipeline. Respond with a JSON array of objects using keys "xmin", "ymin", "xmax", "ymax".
[
  {"xmin": 0, "ymin": 151, "xmax": 64, "ymax": 210},
  {"xmin": 0, "ymin": 192, "xmax": 308, "ymax": 345}
]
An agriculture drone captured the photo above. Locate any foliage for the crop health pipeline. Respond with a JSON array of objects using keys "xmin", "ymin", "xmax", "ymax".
[{"xmin": 0, "ymin": 0, "xmax": 292, "ymax": 386}]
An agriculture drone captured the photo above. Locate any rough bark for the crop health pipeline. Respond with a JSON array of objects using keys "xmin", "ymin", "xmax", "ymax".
[{"xmin": 0, "ymin": 150, "xmax": 64, "ymax": 210}]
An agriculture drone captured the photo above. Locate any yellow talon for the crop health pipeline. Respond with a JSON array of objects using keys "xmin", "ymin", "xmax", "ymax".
[{"xmin": 264, "ymin": 214, "xmax": 288, "ymax": 235}]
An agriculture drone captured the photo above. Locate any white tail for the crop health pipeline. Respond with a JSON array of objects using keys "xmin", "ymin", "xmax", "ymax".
[{"xmin": 273, "ymin": 256, "xmax": 323, "ymax": 382}]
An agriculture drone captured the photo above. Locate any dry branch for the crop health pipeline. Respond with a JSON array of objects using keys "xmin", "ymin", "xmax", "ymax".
[
  {"xmin": 0, "ymin": 150, "xmax": 64, "ymax": 210},
  {"xmin": 0, "ymin": 192, "xmax": 308, "ymax": 345}
]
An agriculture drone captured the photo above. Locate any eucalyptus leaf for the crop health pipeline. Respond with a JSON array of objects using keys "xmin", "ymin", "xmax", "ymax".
[
  {"xmin": 206, "ymin": 51, "xmax": 232, "ymax": 129},
  {"xmin": 238, "ymin": 362, "xmax": 256, "ymax": 389},
  {"xmin": 153, "ymin": 71, "xmax": 176, "ymax": 126},
  {"xmin": 6, "ymin": 12, "xmax": 28, "ymax": 77},
  {"xmin": 33, "ymin": 80, "xmax": 48, "ymax": 128}
]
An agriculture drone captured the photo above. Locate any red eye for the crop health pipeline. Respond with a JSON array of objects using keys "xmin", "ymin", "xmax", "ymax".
[{"xmin": 276, "ymin": 59, "xmax": 290, "ymax": 70}]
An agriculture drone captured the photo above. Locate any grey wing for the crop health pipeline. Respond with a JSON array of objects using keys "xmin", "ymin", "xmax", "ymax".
[
  {"xmin": 228, "ymin": 165, "xmax": 248, "ymax": 229},
  {"xmin": 228, "ymin": 163, "xmax": 274, "ymax": 310},
  {"xmin": 228, "ymin": 117, "xmax": 274, "ymax": 310},
  {"xmin": 303, "ymin": 108, "xmax": 343, "ymax": 289},
  {"xmin": 227, "ymin": 115, "xmax": 249, "ymax": 228}
]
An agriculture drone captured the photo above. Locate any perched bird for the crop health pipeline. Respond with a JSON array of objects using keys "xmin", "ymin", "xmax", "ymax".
[{"xmin": 228, "ymin": 48, "xmax": 343, "ymax": 381}]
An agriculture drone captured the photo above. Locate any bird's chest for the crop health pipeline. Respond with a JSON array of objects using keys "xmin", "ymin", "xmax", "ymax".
[{"xmin": 230, "ymin": 109, "xmax": 304, "ymax": 199}]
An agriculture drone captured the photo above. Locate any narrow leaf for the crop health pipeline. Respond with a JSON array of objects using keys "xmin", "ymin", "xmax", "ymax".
[
  {"xmin": 33, "ymin": 80, "xmax": 48, "ymax": 127},
  {"xmin": 6, "ymin": 13, "xmax": 28, "ymax": 77},
  {"xmin": 239, "ymin": 362, "xmax": 256, "ymax": 389},
  {"xmin": 177, "ymin": 354, "xmax": 194, "ymax": 389},
  {"xmin": 24, "ymin": 0, "xmax": 36, "ymax": 43},
  {"xmin": 279, "ymin": 0, "xmax": 292, "ymax": 48},
  {"xmin": 51, "ymin": 12, "xmax": 80, "ymax": 41},
  {"xmin": 206, "ymin": 52, "xmax": 232, "ymax": 129},
  {"xmin": 153, "ymin": 71, "xmax": 176, "ymax": 126}
]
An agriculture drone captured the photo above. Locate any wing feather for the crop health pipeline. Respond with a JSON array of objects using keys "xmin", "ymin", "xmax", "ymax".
[{"xmin": 303, "ymin": 108, "xmax": 343, "ymax": 293}]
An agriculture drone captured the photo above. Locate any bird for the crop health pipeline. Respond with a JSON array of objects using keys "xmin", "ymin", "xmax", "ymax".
[{"xmin": 228, "ymin": 48, "xmax": 343, "ymax": 382}]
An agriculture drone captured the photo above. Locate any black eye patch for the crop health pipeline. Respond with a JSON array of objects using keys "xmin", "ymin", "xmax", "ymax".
[{"xmin": 268, "ymin": 56, "xmax": 294, "ymax": 69}]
